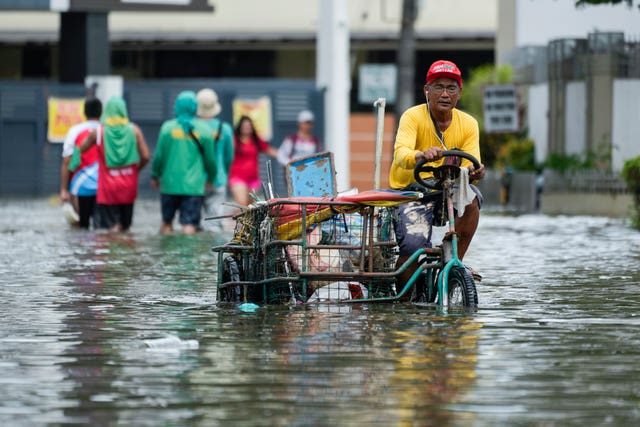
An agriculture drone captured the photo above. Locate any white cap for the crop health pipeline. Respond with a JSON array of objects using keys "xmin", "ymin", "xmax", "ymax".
[
  {"xmin": 297, "ymin": 109, "xmax": 314, "ymax": 123},
  {"xmin": 196, "ymin": 88, "xmax": 222, "ymax": 118}
]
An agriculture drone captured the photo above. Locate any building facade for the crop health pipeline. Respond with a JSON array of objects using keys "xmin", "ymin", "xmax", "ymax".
[{"xmin": 0, "ymin": 0, "xmax": 495, "ymax": 109}]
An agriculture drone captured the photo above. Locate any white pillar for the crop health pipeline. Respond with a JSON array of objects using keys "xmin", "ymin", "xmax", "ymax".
[{"xmin": 317, "ymin": 0, "xmax": 350, "ymax": 192}]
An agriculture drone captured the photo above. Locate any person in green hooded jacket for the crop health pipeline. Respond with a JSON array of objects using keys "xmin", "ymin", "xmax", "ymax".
[
  {"xmin": 80, "ymin": 96, "xmax": 150, "ymax": 232},
  {"xmin": 151, "ymin": 91, "xmax": 217, "ymax": 235}
]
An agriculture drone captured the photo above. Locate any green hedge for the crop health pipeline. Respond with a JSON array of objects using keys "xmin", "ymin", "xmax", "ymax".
[{"xmin": 622, "ymin": 156, "xmax": 640, "ymax": 228}]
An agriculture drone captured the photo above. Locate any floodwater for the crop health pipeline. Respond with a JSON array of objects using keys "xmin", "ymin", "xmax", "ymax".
[{"xmin": 1, "ymin": 198, "xmax": 640, "ymax": 426}]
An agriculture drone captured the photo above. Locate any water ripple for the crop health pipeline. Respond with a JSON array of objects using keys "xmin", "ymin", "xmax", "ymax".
[{"xmin": 1, "ymin": 200, "xmax": 640, "ymax": 426}]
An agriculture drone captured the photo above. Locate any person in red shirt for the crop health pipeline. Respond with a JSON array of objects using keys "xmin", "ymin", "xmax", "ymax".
[
  {"xmin": 81, "ymin": 97, "xmax": 150, "ymax": 232},
  {"xmin": 59, "ymin": 98, "xmax": 102, "ymax": 228},
  {"xmin": 228, "ymin": 115, "xmax": 277, "ymax": 206}
]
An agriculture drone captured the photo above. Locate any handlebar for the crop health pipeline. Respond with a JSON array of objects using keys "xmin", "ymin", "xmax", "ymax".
[{"xmin": 413, "ymin": 149, "xmax": 481, "ymax": 190}]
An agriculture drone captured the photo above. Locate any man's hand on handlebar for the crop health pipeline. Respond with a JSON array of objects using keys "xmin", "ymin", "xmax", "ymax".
[
  {"xmin": 468, "ymin": 163, "xmax": 485, "ymax": 181},
  {"xmin": 414, "ymin": 147, "xmax": 485, "ymax": 181},
  {"xmin": 415, "ymin": 147, "xmax": 443, "ymax": 163}
]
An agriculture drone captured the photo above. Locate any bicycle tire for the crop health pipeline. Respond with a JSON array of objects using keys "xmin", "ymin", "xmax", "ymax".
[
  {"xmin": 446, "ymin": 266, "xmax": 478, "ymax": 308},
  {"xmin": 218, "ymin": 255, "xmax": 243, "ymax": 303}
]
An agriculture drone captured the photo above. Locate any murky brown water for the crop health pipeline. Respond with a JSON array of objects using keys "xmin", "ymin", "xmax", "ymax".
[{"xmin": 1, "ymin": 198, "xmax": 640, "ymax": 426}]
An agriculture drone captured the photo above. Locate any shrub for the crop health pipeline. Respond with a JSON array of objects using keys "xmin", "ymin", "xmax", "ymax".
[
  {"xmin": 621, "ymin": 156, "xmax": 640, "ymax": 228},
  {"xmin": 544, "ymin": 153, "xmax": 594, "ymax": 173},
  {"xmin": 496, "ymin": 138, "xmax": 537, "ymax": 172},
  {"xmin": 622, "ymin": 156, "xmax": 640, "ymax": 193}
]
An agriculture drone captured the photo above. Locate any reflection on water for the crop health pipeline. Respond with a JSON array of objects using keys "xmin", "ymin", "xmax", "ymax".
[{"xmin": 1, "ymin": 199, "xmax": 640, "ymax": 426}]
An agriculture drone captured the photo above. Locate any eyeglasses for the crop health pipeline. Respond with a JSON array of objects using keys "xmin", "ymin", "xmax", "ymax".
[{"xmin": 429, "ymin": 84, "xmax": 459, "ymax": 95}]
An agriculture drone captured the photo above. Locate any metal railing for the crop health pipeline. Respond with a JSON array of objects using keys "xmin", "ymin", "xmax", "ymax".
[{"xmin": 543, "ymin": 169, "xmax": 628, "ymax": 194}]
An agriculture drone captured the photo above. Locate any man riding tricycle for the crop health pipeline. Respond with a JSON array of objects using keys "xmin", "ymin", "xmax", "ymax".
[{"xmin": 212, "ymin": 59, "xmax": 485, "ymax": 309}]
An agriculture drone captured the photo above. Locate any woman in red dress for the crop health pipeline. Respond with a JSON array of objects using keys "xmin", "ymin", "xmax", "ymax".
[{"xmin": 228, "ymin": 115, "xmax": 277, "ymax": 206}]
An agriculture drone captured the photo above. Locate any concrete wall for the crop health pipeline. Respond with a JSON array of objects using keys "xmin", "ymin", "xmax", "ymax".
[
  {"xmin": 526, "ymin": 77, "xmax": 640, "ymax": 173},
  {"xmin": 509, "ymin": 171, "xmax": 538, "ymax": 212},
  {"xmin": 476, "ymin": 169, "xmax": 502, "ymax": 206},
  {"xmin": 480, "ymin": 170, "xmax": 632, "ymax": 218},
  {"xmin": 612, "ymin": 79, "xmax": 640, "ymax": 172},
  {"xmin": 0, "ymin": 79, "xmax": 324, "ymax": 197},
  {"xmin": 476, "ymin": 170, "xmax": 537, "ymax": 213},
  {"xmin": 565, "ymin": 80, "xmax": 586, "ymax": 156},
  {"xmin": 541, "ymin": 193, "xmax": 632, "ymax": 218},
  {"xmin": 587, "ymin": 55, "xmax": 616, "ymax": 161},
  {"xmin": 0, "ymin": 0, "xmax": 497, "ymax": 42},
  {"xmin": 527, "ymin": 83, "xmax": 548, "ymax": 165}
]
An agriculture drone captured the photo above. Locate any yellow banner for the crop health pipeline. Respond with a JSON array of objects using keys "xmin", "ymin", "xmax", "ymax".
[
  {"xmin": 48, "ymin": 97, "xmax": 85, "ymax": 143},
  {"xmin": 232, "ymin": 96, "xmax": 273, "ymax": 141}
]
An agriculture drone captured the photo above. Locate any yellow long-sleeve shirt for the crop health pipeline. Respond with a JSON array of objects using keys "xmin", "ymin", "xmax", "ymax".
[{"xmin": 389, "ymin": 104, "xmax": 480, "ymax": 189}]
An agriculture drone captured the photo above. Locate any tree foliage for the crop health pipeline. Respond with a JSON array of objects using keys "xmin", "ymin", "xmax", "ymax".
[
  {"xmin": 497, "ymin": 138, "xmax": 537, "ymax": 172},
  {"xmin": 459, "ymin": 64, "xmax": 512, "ymax": 129},
  {"xmin": 459, "ymin": 64, "xmax": 514, "ymax": 168},
  {"xmin": 621, "ymin": 156, "xmax": 640, "ymax": 228}
]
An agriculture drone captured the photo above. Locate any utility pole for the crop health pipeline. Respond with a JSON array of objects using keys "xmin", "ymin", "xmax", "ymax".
[
  {"xmin": 396, "ymin": 0, "xmax": 419, "ymax": 117},
  {"xmin": 317, "ymin": 0, "xmax": 350, "ymax": 192}
]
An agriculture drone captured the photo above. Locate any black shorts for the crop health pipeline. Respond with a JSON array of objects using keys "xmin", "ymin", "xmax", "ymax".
[
  {"xmin": 96, "ymin": 203, "xmax": 134, "ymax": 231},
  {"xmin": 161, "ymin": 194, "xmax": 203, "ymax": 226},
  {"xmin": 394, "ymin": 184, "xmax": 483, "ymax": 257}
]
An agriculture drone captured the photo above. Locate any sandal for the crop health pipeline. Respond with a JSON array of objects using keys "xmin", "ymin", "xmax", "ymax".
[{"xmin": 467, "ymin": 267, "xmax": 482, "ymax": 282}]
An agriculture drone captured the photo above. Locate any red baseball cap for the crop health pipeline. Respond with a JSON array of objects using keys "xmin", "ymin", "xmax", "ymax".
[{"xmin": 426, "ymin": 60, "xmax": 462, "ymax": 88}]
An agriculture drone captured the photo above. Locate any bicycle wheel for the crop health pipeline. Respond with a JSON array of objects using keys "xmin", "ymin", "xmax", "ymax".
[
  {"xmin": 446, "ymin": 266, "xmax": 478, "ymax": 308},
  {"xmin": 412, "ymin": 268, "xmax": 438, "ymax": 303}
]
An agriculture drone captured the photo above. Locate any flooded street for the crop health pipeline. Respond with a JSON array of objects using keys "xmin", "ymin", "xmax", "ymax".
[{"xmin": 1, "ymin": 198, "xmax": 640, "ymax": 426}]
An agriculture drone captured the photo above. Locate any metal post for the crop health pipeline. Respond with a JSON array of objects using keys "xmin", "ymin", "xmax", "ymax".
[
  {"xmin": 317, "ymin": 0, "xmax": 350, "ymax": 192},
  {"xmin": 373, "ymin": 98, "xmax": 386, "ymax": 189}
]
